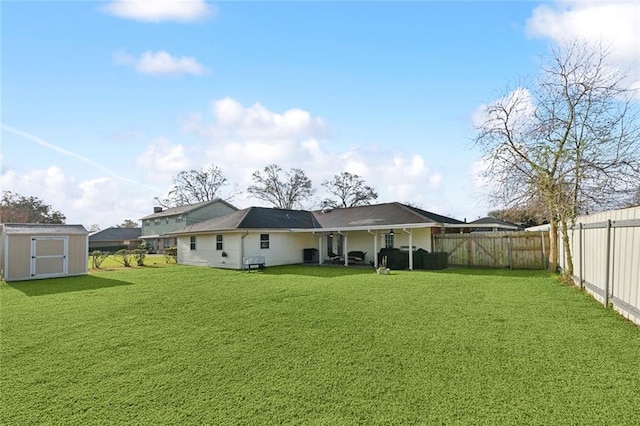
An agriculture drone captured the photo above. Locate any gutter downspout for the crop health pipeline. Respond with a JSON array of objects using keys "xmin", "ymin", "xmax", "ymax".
[{"xmin": 240, "ymin": 231, "xmax": 249, "ymax": 270}]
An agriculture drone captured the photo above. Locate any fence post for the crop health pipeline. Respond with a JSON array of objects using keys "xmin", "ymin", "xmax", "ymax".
[
  {"xmin": 604, "ymin": 219, "xmax": 612, "ymax": 308},
  {"xmin": 578, "ymin": 222, "xmax": 583, "ymax": 289},
  {"xmin": 540, "ymin": 231, "xmax": 547, "ymax": 270},
  {"xmin": 507, "ymin": 234, "xmax": 512, "ymax": 270}
]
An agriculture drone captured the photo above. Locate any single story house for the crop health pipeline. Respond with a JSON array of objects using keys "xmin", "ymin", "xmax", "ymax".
[
  {"xmin": 1, "ymin": 223, "xmax": 89, "ymax": 282},
  {"xmin": 88, "ymin": 227, "xmax": 142, "ymax": 252},
  {"xmin": 140, "ymin": 199, "xmax": 238, "ymax": 253},
  {"xmin": 169, "ymin": 202, "xmax": 467, "ymax": 270}
]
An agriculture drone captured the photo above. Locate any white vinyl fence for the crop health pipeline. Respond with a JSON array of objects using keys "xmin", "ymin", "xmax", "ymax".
[{"xmin": 557, "ymin": 206, "xmax": 640, "ymax": 325}]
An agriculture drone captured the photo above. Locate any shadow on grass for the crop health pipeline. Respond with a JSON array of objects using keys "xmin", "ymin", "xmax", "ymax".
[
  {"xmin": 8, "ymin": 275, "xmax": 132, "ymax": 297},
  {"xmin": 433, "ymin": 267, "xmax": 551, "ymax": 278},
  {"xmin": 262, "ymin": 264, "xmax": 376, "ymax": 278}
]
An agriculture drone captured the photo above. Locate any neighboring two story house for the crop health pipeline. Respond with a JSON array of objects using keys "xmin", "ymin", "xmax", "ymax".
[{"xmin": 140, "ymin": 199, "xmax": 238, "ymax": 253}]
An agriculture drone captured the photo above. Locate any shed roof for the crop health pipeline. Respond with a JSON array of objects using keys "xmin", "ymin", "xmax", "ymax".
[
  {"xmin": 1, "ymin": 223, "xmax": 88, "ymax": 235},
  {"xmin": 89, "ymin": 227, "xmax": 141, "ymax": 242},
  {"xmin": 140, "ymin": 198, "xmax": 238, "ymax": 220}
]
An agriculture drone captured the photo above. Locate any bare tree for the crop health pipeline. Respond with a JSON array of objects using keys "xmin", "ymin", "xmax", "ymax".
[
  {"xmin": 474, "ymin": 40, "xmax": 640, "ymax": 274},
  {"xmin": 321, "ymin": 172, "xmax": 378, "ymax": 208},
  {"xmin": 247, "ymin": 164, "xmax": 315, "ymax": 209},
  {"xmin": 156, "ymin": 165, "xmax": 238, "ymax": 207}
]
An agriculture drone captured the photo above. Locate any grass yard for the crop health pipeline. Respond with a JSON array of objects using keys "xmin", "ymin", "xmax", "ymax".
[{"xmin": 2, "ymin": 265, "xmax": 640, "ymax": 424}]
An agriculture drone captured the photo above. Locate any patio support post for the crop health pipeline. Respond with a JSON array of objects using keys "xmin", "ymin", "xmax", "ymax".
[
  {"xmin": 368, "ymin": 230, "xmax": 378, "ymax": 268},
  {"xmin": 404, "ymin": 229, "xmax": 413, "ymax": 270},
  {"xmin": 341, "ymin": 232, "xmax": 348, "ymax": 267}
]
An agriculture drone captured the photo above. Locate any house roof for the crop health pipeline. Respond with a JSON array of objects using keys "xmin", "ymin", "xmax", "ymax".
[
  {"xmin": 169, "ymin": 207, "xmax": 321, "ymax": 235},
  {"xmin": 467, "ymin": 217, "xmax": 522, "ymax": 230},
  {"xmin": 89, "ymin": 227, "xmax": 141, "ymax": 242},
  {"xmin": 169, "ymin": 202, "xmax": 464, "ymax": 235},
  {"xmin": 1, "ymin": 223, "xmax": 88, "ymax": 235},
  {"xmin": 140, "ymin": 198, "xmax": 238, "ymax": 220},
  {"xmin": 311, "ymin": 202, "xmax": 464, "ymax": 229}
]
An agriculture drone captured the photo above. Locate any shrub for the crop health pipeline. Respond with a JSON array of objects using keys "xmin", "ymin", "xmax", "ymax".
[
  {"xmin": 113, "ymin": 249, "xmax": 132, "ymax": 267},
  {"xmin": 90, "ymin": 250, "xmax": 109, "ymax": 269},
  {"xmin": 133, "ymin": 243, "xmax": 148, "ymax": 266},
  {"xmin": 164, "ymin": 247, "xmax": 177, "ymax": 263}
]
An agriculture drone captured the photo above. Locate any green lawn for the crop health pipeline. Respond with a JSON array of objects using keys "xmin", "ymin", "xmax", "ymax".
[{"xmin": 2, "ymin": 265, "xmax": 639, "ymax": 425}]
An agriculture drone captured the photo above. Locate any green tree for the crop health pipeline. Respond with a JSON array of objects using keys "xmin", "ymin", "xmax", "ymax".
[{"xmin": 0, "ymin": 191, "xmax": 66, "ymax": 224}]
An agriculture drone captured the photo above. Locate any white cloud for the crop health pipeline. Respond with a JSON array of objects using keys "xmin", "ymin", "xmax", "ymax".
[
  {"xmin": 206, "ymin": 97, "xmax": 329, "ymax": 140},
  {"xmin": 102, "ymin": 0, "xmax": 215, "ymax": 23},
  {"xmin": 0, "ymin": 167, "xmax": 152, "ymax": 229},
  {"xmin": 526, "ymin": 1, "xmax": 639, "ymax": 90},
  {"xmin": 114, "ymin": 50, "xmax": 208, "ymax": 76},
  {"xmin": 472, "ymin": 87, "xmax": 535, "ymax": 130},
  {"xmin": 135, "ymin": 137, "xmax": 191, "ymax": 179},
  {"xmin": 170, "ymin": 97, "xmax": 457, "ymax": 214}
]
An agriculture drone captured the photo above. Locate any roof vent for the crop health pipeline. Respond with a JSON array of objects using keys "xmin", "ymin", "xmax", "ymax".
[
  {"xmin": 322, "ymin": 207, "xmax": 333, "ymax": 213},
  {"xmin": 153, "ymin": 207, "xmax": 163, "ymax": 213}
]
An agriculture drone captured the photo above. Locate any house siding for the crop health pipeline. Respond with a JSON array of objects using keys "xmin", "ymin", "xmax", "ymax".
[
  {"xmin": 178, "ymin": 231, "xmax": 317, "ymax": 270},
  {"xmin": 178, "ymin": 233, "xmax": 243, "ymax": 269},
  {"xmin": 187, "ymin": 203, "xmax": 237, "ymax": 225}
]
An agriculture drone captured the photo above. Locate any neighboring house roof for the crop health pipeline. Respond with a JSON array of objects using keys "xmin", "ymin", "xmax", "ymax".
[
  {"xmin": 140, "ymin": 198, "xmax": 238, "ymax": 220},
  {"xmin": 1, "ymin": 223, "xmax": 88, "ymax": 235},
  {"xmin": 169, "ymin": 207, "xmax": 322, "ymax": 235},
  {"xmin": 169, "ymin": 202, "xmax": 464, "ymax": 235},
  {"xmin": 468, "ymin": 217, "xmax": 522, "ymax": 230},
  {"xmin": 89, "ymin": 227, "xmax": 141, "ymax": 242}
]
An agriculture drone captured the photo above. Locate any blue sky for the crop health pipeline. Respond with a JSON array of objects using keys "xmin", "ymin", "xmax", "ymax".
[{"xmin": 2, "ymin": 0, "xmax": 638, "ymax": 229}]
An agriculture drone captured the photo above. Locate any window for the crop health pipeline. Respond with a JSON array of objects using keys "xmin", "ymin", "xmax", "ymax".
[
  {"xmin": 166, "ymin": 218, "xmax": 169, "ymax": 224},
  {"xmin": 175, "ymin": 215, "xmax": 183, "ymax": 223},
  {"xmin": 154, "ymin": 218, "xmax": 160, "ymax": 224},
  {"xmin": 260, "ymin": 234, "xmax": 270, "ymax": 249},
  {"xmin": 190, "ymin": 236, "xmax": 196, "ymax": 250},
  {"xmin": 384, "ymin": 233, "xmax": 394, "ymax": 248},
  {"xmin": 145, "ymin": 220, "xmax": 150, "ymax": 225},
  {"xmin": 216, "ymin": 235, "xmax": 223, "ymax": 251}
]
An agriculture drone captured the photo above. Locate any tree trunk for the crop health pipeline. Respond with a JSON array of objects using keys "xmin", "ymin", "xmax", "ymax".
[
  {"xmin": 560, "ymin": 219, "xmax": 574, "ymax": 278},
  {"xmin": 548, "ymin": 219, "xmax": 558, "ymax": 273}
]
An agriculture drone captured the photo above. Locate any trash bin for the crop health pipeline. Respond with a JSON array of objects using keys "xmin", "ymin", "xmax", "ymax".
[{"xmin": 303, "ymin": 248, "xmax": 318, "ymax": 263}]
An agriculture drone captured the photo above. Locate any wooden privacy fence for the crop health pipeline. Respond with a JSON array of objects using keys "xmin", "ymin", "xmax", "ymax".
[
  {"xmin": 433, "ymin": 231, "xmax": 549, "ymax": 269},
  {"xmin": 558, "ymin": 206, "xmax": 640, "ymax": 326}
]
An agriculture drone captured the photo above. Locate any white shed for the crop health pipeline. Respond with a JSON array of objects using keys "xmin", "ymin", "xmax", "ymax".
[{"xmin": 1, "ymin": 224, "xmax": 89, "ymax": 282}]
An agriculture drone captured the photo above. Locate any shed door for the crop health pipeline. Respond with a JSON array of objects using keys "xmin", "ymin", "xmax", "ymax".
[{"xmin": 30, "ymin": 237, "xmax": 68, "ymax": 278}]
